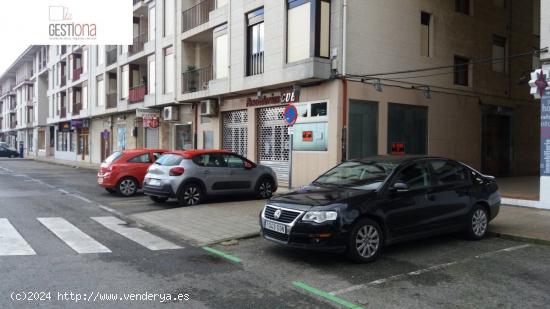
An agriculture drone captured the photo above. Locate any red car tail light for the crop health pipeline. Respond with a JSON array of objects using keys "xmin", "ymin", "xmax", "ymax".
[{"xmin": 169, "ymin": 167, "xmax": 185, "ymax": 176}]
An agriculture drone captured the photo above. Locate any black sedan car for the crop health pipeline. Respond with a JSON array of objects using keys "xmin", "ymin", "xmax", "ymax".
[
  {"xmin": 260, "ymin": 156, "xmax": 500, "ymax": 262},
  {"xmin": 0, "ymin": 146, "xmax": 19, "ymax": 158}
]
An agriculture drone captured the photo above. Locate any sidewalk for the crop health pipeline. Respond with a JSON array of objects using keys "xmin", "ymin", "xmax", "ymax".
[
  {"xmin": 490, "ymin": 205, "xmax": 550, "ymax": 245},
  {"xmin": 29, "ymin": 156, "xmax": 100, "ymax": 170}
]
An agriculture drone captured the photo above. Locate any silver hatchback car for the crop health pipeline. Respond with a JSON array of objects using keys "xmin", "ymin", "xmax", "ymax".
[{"xmin": 143, "ymin": 150, "xmax": 278, "ymax": 206}]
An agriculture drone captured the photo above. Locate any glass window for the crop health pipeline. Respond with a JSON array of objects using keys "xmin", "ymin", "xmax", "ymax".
[
  {"xmin": 393, "ymin": 163, "xmax": 431, "ymax": 190},
  {"xmin": 287, "ymin": 0, "xmax": 311, "ymax": 62},
  {"xmin": 215, "ymin": 33, "xmax": 229, "ymax": 79},
  {"xmin": 164, "ymin": 47, "xmax": 174, "ymax": 93},
  {"xmin": 223, "ymin": 154, "xmax": 245, "ymax": 168},
  {"xmin": 122, "ymin": 65, "xmax": 129, "ymax": 99},
  {"xmin": 149, "ymin": 6, "xmax": 156, "ymax": 41},
  {"xmin": 128, "ymin": 153, "xmax": 152, "ymax": 163},
  {"xmin": 97, "ymin": 45, "xmax": 105, "ymax": 66},
  {"xmin": 203, "ymin": 130, "xmax": 213, "ymax": 149},
  {"xmin": 314, "ymin": 161, "xmax": 397, "ymax": 190},
  {"xmin": 492, "ymin": 35, "xmax": 506, "ymax": 73},
  {"xmin": 97, "ymin": 77, "xmax": 105, "ymax": 106},
  {"xmin": 164, "ymin": 0, "xmax": 174, "ymax": 36},
  {"xmin": 430, "ymin": 160, "xmax": 469, "ymax": 186},
  {"xmin": 205, "ymin": 153, "xmax": 227, "ymax": 167},
  {"xmin": 175, "ymin": 124, "xmax": 192, "ymax": 150},
  {"xmin": 455, "ymin": 0, "xmax": 470, "ymax": 15},
  {"xmin": 319, "ymin": 0, "xmax": 330, "ymax": 58},
  {"xmin": 152, "ymin": 152, "xmax": 163, "ymax": 160},
  {"xmin": 293, "ymin": 122, "xmax": 328, "ymax": 151},
  {"xmin": 349, "ymin": 100, "xmax": 378, "ymax": 159},
  {"xmin": 155, "ymin": 154, "xmax": 183, "ymax": 166},
  {"xmin": 247, "ymin": 8, "xmax": 265, "ymax": 76},
  {"xmin": 148, "ymin": 56, "xmax": 156, "ymax": 94},
  {"xmin": 454, "ymin": 55, "xmax": 469, "ymax": 86},
  {"xmin": 421, "ymin": 12, "xmax": 431, "ymax": 57},
  {"xmin": 311, "ymin": 102, "xmax": 327, "ymax": 117},
  {"xmin": 387, "ymin": 103, "xmax": 427, "ymax": 155}
]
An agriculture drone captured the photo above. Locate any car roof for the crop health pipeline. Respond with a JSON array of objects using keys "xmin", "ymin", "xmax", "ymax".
[
  {"xmin": 351, "ymin": 155, "xmax": 452, "ymax": 164},
  {"xmin": 121, "ymin": 148, "xmax": 168, "ymax": 154},
  {"xmin": 165, "ymin": 149, "xmax": 232, "ymax": 158}
]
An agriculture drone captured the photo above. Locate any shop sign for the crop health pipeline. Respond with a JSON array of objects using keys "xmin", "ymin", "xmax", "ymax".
[
  {"xmin": 246, "ymin": 95, "xmax": 282, "ymax": 107},
  {"xmin": 391, "ymin": 142, "xmax": 405, "ymax": 155},
  {"xmin": 58, "ymin": 122, "xmax": 72, "ymax": 132},
  {"xmin": 136, "ymin": 108, "xmax": 160, "ymax": 119},
  {"xmin": 541, "ymin": 93, "xmax": 550, "ymax": 176},
  {"xmin": 281, "ymin": 87, "xmax": 300, "ymax": 104},
  {"xmin": 70, "ymin": 119, "xmax": 83, "ymax": 129},
  {"xmin": 101, "ymin": 130, "xmax": 110, "ymax": 140},
  {"xmin": 246, "ymin": 87, "xmax": 300, "ymax": 107},
  {"xmin": 529, "ymin": 69, "xmax": 549, "ymax": 99},
  {"xmin": 144, "ymin": 117, "xmax": 159, "ymax": 129},
  {"xmin": 302, "ymin": 131, "xmax": 313, "ymax": 142}
]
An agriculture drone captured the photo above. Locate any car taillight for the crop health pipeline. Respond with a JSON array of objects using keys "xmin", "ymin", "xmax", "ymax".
[{"xmin": 169, "ymin": 167, "xmax": 185, "ymax": 176}]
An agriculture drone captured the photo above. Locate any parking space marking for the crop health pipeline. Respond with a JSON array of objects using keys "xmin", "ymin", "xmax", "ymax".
[
  {"xmin": 37, "ymin": 217, "xmax": 111, "ymax": 254},
  {"xmin": 91, "ymin": 216, "xmax": 182, "ymax": 251},
  {"xmin": 330, "ymin": 244, "xmax": 532, "ymax": 296},
  {"xmin": 293, "ymin": 281, "xmax": 364, "ymax": 309},
  {"xmin": 70, "ymin": 194, "xmax": 92, "ymax": 204},
  {"xmin": 0, "ymin": 218, "xmax": 36, "ymax": 256},
  {"xmin": 202, "ymin": 246, "xmax": 241, "ymax": 263}
]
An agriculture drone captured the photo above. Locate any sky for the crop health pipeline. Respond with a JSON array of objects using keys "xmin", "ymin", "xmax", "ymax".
[{"xmin": 0, "ymin": 43, "xmax": 29, "ymax": 77}]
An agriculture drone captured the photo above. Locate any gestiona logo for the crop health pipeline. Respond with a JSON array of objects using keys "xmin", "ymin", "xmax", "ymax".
[{"xmin": 48, "ymin": 6, "xmax": 96, "ymax": 40}]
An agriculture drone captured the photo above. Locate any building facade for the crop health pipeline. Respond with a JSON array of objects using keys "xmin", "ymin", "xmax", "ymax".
[{"xmin": 0, "ymin": 0, "xmax": 544, "ymax": 196}]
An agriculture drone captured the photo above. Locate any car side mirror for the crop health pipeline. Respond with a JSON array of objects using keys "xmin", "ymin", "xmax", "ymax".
[
  {"xmin": 390, "ymin": 182, "xmax": 409, "ymax": 192},
  {"xmin": 244, "ymin": 161, "xmax": 253, "ymax": 169}
]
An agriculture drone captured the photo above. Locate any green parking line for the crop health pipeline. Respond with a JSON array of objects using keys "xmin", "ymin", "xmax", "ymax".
[
  {"xmin": 292, "ymin": 281, "xmax": 364, "ymax": 309},
  {"xmin": 202, "ymin": 246, "xmax": 241, "ymax": 263}
]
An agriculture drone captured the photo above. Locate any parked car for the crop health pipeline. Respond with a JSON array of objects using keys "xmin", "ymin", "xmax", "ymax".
[
  {"xmin": 260, "ymin": 156, "xmax": 500, "ymax": 263},
  {"xmin": 143, "ymin": 150, "xmax": 278, "ymax": 206},
  {"xmin": 97, "ymin": 149, "xmax": 168, "ymax": 196},
  {"xmin": 0, "ymin": 145, "xmax": 19, "ymax": 158}
]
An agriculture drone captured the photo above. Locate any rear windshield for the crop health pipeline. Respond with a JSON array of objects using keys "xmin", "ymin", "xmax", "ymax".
[
  {"xmin": 154, "ymin": 154, "xmax": 184, "ymax": 166},
  {"xmin": 104, "ymin": 151, "xmax": 123, "ymax": 164}
]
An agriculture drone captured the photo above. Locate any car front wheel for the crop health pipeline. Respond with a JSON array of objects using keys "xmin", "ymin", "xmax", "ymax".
[
  {"xmin": 256, "ymin": 178, "xmax": 274, "ymax": 199},
  {"xmin": 347, "ymin": 218, "xmax": 383, "ymax": 263},
  {"xmin": 177, "ymin": 183, "xmax": 203, "ymax": 206},
  {"xmin": 467, "ymin": 205, "xmax": 488, "ymax": 240},
  {"xmin": 117, "ymin": 177, "xmax": 138, "ymax": 197}
]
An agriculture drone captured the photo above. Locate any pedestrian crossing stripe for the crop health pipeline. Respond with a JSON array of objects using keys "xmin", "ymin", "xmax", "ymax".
[
  {"xmin": 0, "ymin": 218, "xmax": 36, "ymax": 256},
  {"xmin": 38, "ymin": 217, "xmax": 112, "ymax": 254}
]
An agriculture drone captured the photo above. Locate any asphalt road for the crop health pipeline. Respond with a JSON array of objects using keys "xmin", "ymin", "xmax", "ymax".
[{"xmin": 1, "ymin": 159, "xmax": 550, "ymax": 308}]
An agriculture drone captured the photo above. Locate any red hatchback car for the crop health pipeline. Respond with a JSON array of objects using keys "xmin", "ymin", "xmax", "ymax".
[{"xmin": 98, "ymin": 149, "xmax": 167, "ymax": 196}]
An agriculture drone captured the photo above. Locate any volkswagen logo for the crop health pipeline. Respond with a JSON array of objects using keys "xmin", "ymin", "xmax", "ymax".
[{"xmin": 273, "ymin": 209, "xmax": 282, "ymax": 219}]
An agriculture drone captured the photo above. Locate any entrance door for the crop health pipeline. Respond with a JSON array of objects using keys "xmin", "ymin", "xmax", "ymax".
[
  {"xmin": 258, "ymin": 106, "xmax": 289, "ymax": 186},
  {"xmin": 223, "ymin": 110, "xmax": 248, "ymax": 156},
  {"xmin": 100, "ymin": 133, "xmax": 111, "ymax": 162},
  {"xmin": 348, "ymin": 100, "xmax": 378, "ymax": 159},
  {"xmin": 145, "ymin": 127, "xmax": 159, "ymax": 148},
  {"xmin": 482, "ymin": 114, "xmax": 511, "ymax": 176}
]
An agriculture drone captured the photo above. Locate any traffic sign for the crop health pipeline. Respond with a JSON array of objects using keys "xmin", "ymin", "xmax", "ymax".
[{"xmin": 283, "ymin": 104, "xmax": 298, "ymax": 126}]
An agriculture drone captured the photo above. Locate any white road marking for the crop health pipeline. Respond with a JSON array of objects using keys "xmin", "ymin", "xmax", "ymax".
[
  {"xmin": 330, "ymin": 244, "xmax": 532, "ymax": 295},
  {"xmin": 0, "ymin": 218, "xmax": 36, "ymax": 256},
  {"xmin": 58, "ymin": 189, "xmax": 69, "ymax": 194},
  {"xmin": 91, "ymin": 216, "xmax": 182, "ymax": 251},
  {"xmin": 70, "ymin": 194, "xmax": 92, "ymax": 203},
  {"xmin": 37, "ymin": 218, "xmax": 111, "ymax": 254}
]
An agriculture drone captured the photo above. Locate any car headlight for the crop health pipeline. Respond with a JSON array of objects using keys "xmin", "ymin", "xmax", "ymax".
[{"xmin": 302, "ymin": 211, "xmax": 337, "ymax": 223}]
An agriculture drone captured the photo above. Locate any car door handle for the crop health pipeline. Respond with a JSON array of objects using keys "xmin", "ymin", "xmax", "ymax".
[{"xmin": 425, "ymin": 194, "xmax": 436, "ymax": 201}]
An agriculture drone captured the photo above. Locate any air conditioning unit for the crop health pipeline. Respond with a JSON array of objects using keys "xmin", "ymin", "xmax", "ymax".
[
  {"xmin": 200, "ymin": 99, "xmax": 218, "ymax": 117},
  {"xmin": 163, "ymin": 106, "xmax": 179, "ymax": 121}
]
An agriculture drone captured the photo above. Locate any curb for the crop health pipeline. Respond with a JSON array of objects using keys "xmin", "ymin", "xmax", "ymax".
[
  {"xmin": 489, "ymin": 231, "xmax": 550, "ymax": 246},
  {"xmin": 30, "ymin": 158, "xmax": 98, "ymax": 171}
]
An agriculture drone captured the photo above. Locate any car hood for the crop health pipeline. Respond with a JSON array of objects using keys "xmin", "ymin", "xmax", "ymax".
[{"xmin": 269, "ymin": 184, "xmax": 375, "ymax": 208}]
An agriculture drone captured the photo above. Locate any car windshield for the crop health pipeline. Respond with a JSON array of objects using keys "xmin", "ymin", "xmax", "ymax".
[
  {"xmin": 104, "ymin": 151, "xmax": 123, "ymax": 164},
  {"xmin": 154, "ymin": 154, "xmax": 184, "ymax": 166},
  {"xmin": 313, "ymin": 161, "xmax": 398, "ymax": 190}
]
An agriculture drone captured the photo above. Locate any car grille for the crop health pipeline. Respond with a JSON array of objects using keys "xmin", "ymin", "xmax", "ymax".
[
  {"xmin": 264, "ymin": 206, "xmax": 301, "ymax": 223},
  {"xmin": 263, "ymin": 229, "xmax": 289, "ymax": 242}
]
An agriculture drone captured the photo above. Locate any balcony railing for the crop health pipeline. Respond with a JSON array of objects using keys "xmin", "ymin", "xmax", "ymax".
[
  {"xmin": 129, "ymin": 33, "xmax": 147, "ymax": 55},
  {"xmin": 128, "ymin": 84, "xmax": 147, "ymax": 103},
  {"xmin": 60, "ymin": 75, "xmax": 67, "ymax": 87},
  {"xmin": 181, "ymin": 65, "xmax": 213, "ymax": 93},
  {"xmin": 73, "ymin": 67, "xmax": 82, "ymax": 81},
  {"xmin": 106, "ymin": 48, "xmax": 117, "ymax": 65},
  {"xmin": 247, "ymin": 51, "xmax": 264, "ymax": 76},
  {"xmin": 106, "ymin": 93, "xmax": 117, "ymax": 108},
  {"xmin": 181, "ymin": 0, "xmax": 215, "ymax": 33},
  {"xmin": 133, "ymin": 0, "xmax": 141, "ymax": 4},
  {"xmin": 60, "ymin": 107, "xmax": 67, "ymax": 118},
  {"xmin": 72, "ymin": 103, "xmax": 82, "ymax": 116}
]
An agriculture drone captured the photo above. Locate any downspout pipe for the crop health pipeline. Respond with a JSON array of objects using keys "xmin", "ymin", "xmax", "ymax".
[{"xmin": 341, "ymin": 0, "xmax": 348, "ymax": 162}]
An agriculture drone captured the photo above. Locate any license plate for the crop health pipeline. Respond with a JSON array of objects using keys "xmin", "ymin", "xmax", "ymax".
[
  {"xmin": 264, "ymin": 220, "xmax": 286, "ymax": 234},
  {"xmin": 97, "ymin": 177, "xmax": 103, "ymax": 184},
  {"xmin": 148, "ymin": 179, "xmax": 161, "ymax": 186}
]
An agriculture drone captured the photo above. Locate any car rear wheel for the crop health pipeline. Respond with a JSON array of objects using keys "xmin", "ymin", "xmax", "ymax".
[
  {"xmin": 177, "ymin": 183, "xmax": 203, "ymax": 206},
  {"xmin": 347, "ymin": 218, "xmax": 383, "ymax": 263},
  {"xmin": 150, "ymin": 196, "xmax": 168, "ymax": 203},
  {"xmin": 466, "ymin": 205, "xmax": 488, "ymax": 240},
  {"xmin": 256, "ymin": 178, "xmax": 274, "ymax": 199},
  {"xmin": 117, "ymin": 177, "xmax": 138, "ymax": 197},
  {"xmin": 105, "ymin": 188, "xmax": 116, "ymax": 194}
]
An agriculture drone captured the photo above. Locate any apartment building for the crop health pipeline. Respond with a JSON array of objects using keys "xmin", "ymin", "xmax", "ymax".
[{"xmin": 0, "ymin": 0, "xmax": 542, "ymax": 193}]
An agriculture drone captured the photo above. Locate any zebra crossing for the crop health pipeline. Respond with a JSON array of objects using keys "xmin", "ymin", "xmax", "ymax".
[{"xmin": 0, "ymin": 216, "xmax": 182, "ymax": 256}]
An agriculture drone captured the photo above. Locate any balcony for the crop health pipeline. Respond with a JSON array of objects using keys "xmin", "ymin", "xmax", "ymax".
[
  {"xmin": 73, "ymin": 67, "xmax": 82, "ymax": 81},
  {"xmin": 106, "ymin": 93, "xmax": 117, "ymax": 109},
  {"xmin": 129, "ymin": 33, "xmax": 147, "ymax": 55},
  {"xmin": 106, "ymin": 47, "xmax": 117, "ymax": 66},
  {"xmin": 133, "ymin": 0, "xmax": 141, "ymax": 4},
  {"xmin": 182, "ymin": 65, "xmax": 213, "ymax": 93},
  {"xmin": 128, "ymin": 84, "xmax": 147, "ymax": 103},
  {"xmin": 60, "ymin": 107, "xmax": 67, "ymax": 118},
  {"xmin": 247, "ymin": 52, "xmax": 264, "ymax": 76},
  {"xmin": 60, "ymin": 75, "xmax": 67, "ymax": 87},
  {"xmin": 181, "ymin": 0, "xmax": 215, "ymax": 33},
  {"xmin": 72, "ymin": 103, "xmax": 82, "ymax": 116}
]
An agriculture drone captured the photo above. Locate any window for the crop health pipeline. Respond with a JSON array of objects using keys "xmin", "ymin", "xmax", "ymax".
[
  {"xmin": 387, "ymin": 103, "xmax": 427, "ymax": 155},
  {"xmin": 420, "ymin": 11, "xmax": 432, "ymax": 57},
  {"xmin": 455, "ymin": 0, "xmax": 470, "ymax": 15},
  {"xmin": 214, "ymin": 24, "xmax": 229, "ymax": 79},
  {"xmin": 175, "ymin": 124, "xmax": 192, "ymax": 150},
  {"xmin": 492, "ymin": 35, "xmax": 506, "ymax": 73},
  {"xmin": 192, "ymin": 153, "xmax": 227, "ymax": 167},
  {"xmin": 82, "ymin": 83, "xmax": 88, "ymax": 109},
  {"xmin": 223, "ymin": 154, "xmax": 245, "ymax": 168},
  {"xmin": 164, "ymin": 0, "xmax": 174, "ymax": 37},
  {"xmin": 149, "ymin": 6, "xmax": 156, "ymax": 41},
  {"xmin": 122, "ymin": 65, "xmax": 129, "ymax": 99},
  {"xmin": 77, "ymin": 128, "xmax": 89, "ymax": 155},
  {"xmin": 163, "ymin": 46, "xmax": 174, "ymax": 93},
  {"xmin": 292, "ymin": 101, "xmax": 328, "ymax": 151},
  {"xmin": 148, "ymin": 56, "xmax": 156, "ymax": 94},
  {"xmin": 128, "ymin": 153, "xmax": 152, "ymax": 163},
  {"xmin": 97, "ymin": 76, "xmax": 105, "ymax": 107},
  {"xmin": 97, "ymin": 45, "xmax": 105, "ymax": 66},
  {"xmin": 287, "ymin": 0, "xmax": 331, "ymax": 63},
  {"xmin": 156, "ymin": 154, "xmax": 183, "ymax": 166},
  {"xmin": 393, "ymin": 163, "xmax": 431, "ymax": 191},
  {"xmin": 247, "ymin": 8, "xmax": 265, "ymax": 76},
  {"xmin": 454, "ymin": 55, "xmax": 469, "ymax": 86},
  {"xmin": 430, "ymin": 160, "xmax": 469, "ymax": 186},
  {"xmin": 82, "ymin": 48, "xmax": 88, "ymax": 73}
]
